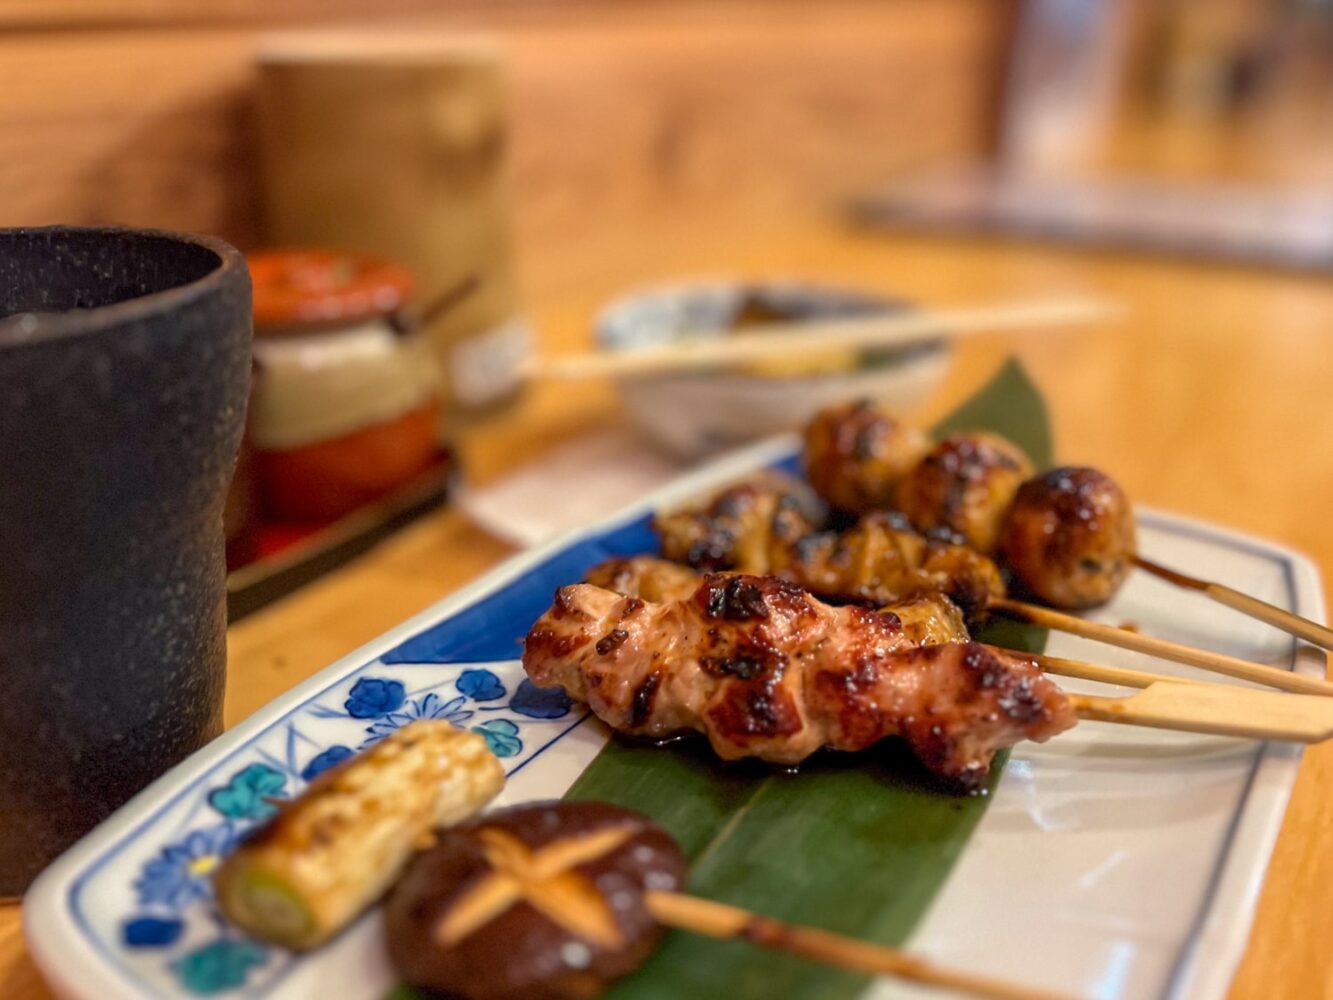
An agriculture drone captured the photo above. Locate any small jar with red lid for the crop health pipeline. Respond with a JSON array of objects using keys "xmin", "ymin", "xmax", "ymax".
[{"xmin": 246, "ymin": 248, "xmax": 445, "ymax": 522}]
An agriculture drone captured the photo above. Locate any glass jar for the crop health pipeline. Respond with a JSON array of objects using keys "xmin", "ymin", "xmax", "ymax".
[{"xmin": 246, "ymin": 248, "xmax": 445, "ymax": 522}]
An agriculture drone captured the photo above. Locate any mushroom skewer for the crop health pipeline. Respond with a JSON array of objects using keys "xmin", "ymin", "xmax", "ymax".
[
  {"xmin": 388, "ymin": 800, "xmax": 1075, "ymax": 1000},
  {"xmin": 804, "ymin": 400, "xmax": 1332, "ymax": 651},
  {"xmin": 643, "ymin": 889, "xmax": 1067, "ymax": 1000}
]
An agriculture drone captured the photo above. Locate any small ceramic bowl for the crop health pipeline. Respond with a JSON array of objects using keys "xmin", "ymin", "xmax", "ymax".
[{"xmin": 596, "ymin": 281, "xmax": 951, "ymax": 459}]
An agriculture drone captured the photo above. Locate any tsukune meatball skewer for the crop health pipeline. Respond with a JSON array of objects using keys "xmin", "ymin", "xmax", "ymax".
[{"xmin": 805, "ymin": 401, "xmax": 1333, "ymax": 652}]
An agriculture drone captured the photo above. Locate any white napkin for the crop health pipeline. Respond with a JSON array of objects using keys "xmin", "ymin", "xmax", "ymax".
[{"xmin": 458, "ymin": 429, "xmax": 683, "ymax": 547}]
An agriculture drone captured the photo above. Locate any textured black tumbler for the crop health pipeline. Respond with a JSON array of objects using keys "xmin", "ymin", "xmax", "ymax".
[{"xmin": 0, "ymin": 227, "xmax": 251, "ymax": 893}]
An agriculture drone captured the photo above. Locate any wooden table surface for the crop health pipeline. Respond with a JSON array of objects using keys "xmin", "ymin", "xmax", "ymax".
[{"xmin": 5, "ymin": 214, "xmax": 1332, "ymax": 999}]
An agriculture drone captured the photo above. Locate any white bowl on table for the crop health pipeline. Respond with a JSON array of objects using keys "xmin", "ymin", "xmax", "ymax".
[{"xmin": 596, "ymin": 281, "xmax": 951, "ymax": 459}]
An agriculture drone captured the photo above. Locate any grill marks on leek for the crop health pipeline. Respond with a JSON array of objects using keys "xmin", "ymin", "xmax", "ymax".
[{"xmin": 564, "ymin": 359, "xmax": 1052, "ymax": 1000}]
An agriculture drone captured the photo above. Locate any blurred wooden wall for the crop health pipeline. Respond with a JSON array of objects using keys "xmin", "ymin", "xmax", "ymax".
[{"xmin": 0, "ymin": 0, "xmax": 1014, "ymax": 257}]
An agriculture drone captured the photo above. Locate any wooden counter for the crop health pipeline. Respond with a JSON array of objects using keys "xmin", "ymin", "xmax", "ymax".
[{"xmin": 4, "ymin": 216, "xmax": 1331, "ymax": 998}]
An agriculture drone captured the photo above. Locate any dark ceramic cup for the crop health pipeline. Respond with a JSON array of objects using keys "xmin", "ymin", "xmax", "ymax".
[{"xmin": 0, "ymin": 227, "xmax": 251, "ymax": 893}]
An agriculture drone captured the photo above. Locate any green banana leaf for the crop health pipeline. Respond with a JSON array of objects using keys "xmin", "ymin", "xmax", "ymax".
[{"xmin": 562, "ymin": 357, "xmax": 1052, "ymax": 1000}]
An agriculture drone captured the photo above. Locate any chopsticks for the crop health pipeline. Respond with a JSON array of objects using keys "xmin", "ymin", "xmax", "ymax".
[{"xmin": 522, "ymin": 297, "xmax": 1120, "ymax": 381}]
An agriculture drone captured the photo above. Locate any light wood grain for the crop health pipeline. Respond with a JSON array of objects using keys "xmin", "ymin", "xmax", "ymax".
[
  {"xmin": 5, "ymin": 222, "xmax": 1333, "ymax": 997},
  {"xmin": 0, "ymin": 0, "xmax": 1008, "ymax": 251}
]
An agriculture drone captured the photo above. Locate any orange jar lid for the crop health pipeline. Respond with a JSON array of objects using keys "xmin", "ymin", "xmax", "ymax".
[{"xmin": 247, "ymin": 248, "xmax": 414, "ymax": 333}]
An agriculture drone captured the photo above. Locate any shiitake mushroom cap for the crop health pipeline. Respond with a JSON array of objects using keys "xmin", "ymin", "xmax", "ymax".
[{"xmin": 385, "ymin": 801, "xmax": 686, "ymax": 1000}]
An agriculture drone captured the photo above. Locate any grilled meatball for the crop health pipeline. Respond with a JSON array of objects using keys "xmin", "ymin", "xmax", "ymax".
[
  {"xmin": 803, "ymin": 400, "xmax": 930, "ymax": 513},
  {"xmin": 1001, "ymin": 467, "xmax": 1136, "ymax": 609},
  {"xmin": 895, "ymin": 432, "xmax": 1034, "ymax": 554}
]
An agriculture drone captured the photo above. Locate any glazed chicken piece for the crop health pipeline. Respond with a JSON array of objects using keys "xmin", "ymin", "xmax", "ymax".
[
  {"xmin": 1001, "ymin": 467, "xmax": 1137, "ymax": 609},
  {"xmin": 895, "ymin": 432, "xmax": 1034, "ymax": 554},
  {"xmin": 803, "ymin": 400, "xmax": 930, "ymax": 514},
  {"xmin": 884, "ymin": 591, "xmax": 970, "ymax": 646},
  {"xmin": 523, "ymin": 575, "xmax": 1075, "ymax": 788},
  {"xmin": 584, "ymin": 555, "xmax": 970, "ymax": 646},
  {"xmin": 654, "ymin": 486, "xmax": 1005, "ymax": 616},
  {"xmin": 789, "ymin": 513, "xmax": 1006, "ymax": 616},
  {"xmin": 654, "ymin": 480, "xmax": 817, "ymax": 574},
  {"xmin": 585, "ymin": 556, "xmax": 703, "ymax": 604}
]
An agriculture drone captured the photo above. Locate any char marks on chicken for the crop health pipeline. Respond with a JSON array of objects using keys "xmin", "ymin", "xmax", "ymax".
[
  {"xmin": 523, "ymin": 575, "xmax": 1075, "ymax": 789},
  {"xmin": 654, "ymin": 486, "xmax": 1005, "ymax": 616}
]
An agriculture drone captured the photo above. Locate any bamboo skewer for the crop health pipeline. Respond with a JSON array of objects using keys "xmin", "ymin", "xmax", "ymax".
[
  {"xmin": 1068, "ymin": 682, "xmax": 1333, "ymax": 743},
  {"xmin": 1134, "ymin": 556, "xmax": 1333, "ymax": 653},
  {"xmin": 989, "ymin": 598, "xmax": 1333, "ymax": 697},
  {"xmin": 993, "ymin": 647, "xmax": 1333, "ymax": 742},
  {"xmin": 522, "ymin": 297, "xmax": 1119, "ymax": 381},
  {"xmin": 1026, "ymin": 650, "xmax": 1200, "ymax": 690},
  {"xmin": 644, "ymin": 890, "xmax": 1073, "ymax": 1000}
]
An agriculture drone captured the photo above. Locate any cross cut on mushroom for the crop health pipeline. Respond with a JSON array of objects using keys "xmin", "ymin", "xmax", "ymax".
[{"xmin": 436, "ymin": 824, "xmax": 638, "ymax": 949}]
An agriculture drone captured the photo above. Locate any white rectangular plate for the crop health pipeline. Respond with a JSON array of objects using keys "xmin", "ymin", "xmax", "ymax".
[{"xmin": 24, "ymin": 436, "xmax": 1327, "ymax": 1000}]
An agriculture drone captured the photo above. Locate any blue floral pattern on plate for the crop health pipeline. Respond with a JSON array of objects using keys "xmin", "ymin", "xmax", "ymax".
[
  {"xmin": 102, "ymin": 659, "xmax": 579, "ymax": 996},
  {"xmin": 53, "ymin": 452, "xmax": 789, "ymax": 999}
]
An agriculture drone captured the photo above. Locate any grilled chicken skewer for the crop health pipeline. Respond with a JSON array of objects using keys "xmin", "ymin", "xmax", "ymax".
[
  {"xmin": 804, "ymin": 400, "xmax": 1331, "ymax": 648},
  {"xmin": 525, "ymin": 574, "xmax": 1077, "ymax": 789},
  {"xmin": 525, "ymin": 576, "xmax": 1333, "ymax": 778},
  {"xmin": 590, "ymin": 555, "xmax": 1333, "ymax": 697}
]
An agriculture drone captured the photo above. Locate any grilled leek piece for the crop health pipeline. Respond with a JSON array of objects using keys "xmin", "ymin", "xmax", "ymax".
[{"xmin": 213, "ymin": 720, "xmax": 504, "ymax": 950}]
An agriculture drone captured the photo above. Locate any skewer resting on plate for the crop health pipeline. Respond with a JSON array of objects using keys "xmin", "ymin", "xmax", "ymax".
[
  {"xmin": 1134, "ymin": 555, "xmax": 1333, "ymax": 653},
  {"xmin": 990, "ymin": 598, "xmax": 1333, "ymax": 697}
]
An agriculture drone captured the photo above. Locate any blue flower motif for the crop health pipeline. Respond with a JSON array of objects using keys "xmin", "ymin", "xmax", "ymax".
[
  {"xmin": 510, "ymin": 679, "xmax": 573, "ymax": 719},
  {"xmin": 457, "ymin": 668, "xmax": 505, "ymax": 702},
  {"xmin": 171, "ymin": 938, "xmax": 266, "ymax": 995},
  {"xmin": 208, "ymin": 764, "xmax": 287, "ymax": 822},
  {"xmin": 345, "ymin": 677, "xmax": 407, "ymax": 719},
  {"xmin": 360, "ymin": 693, "xmax": 474, "ymax": 748},
  {"xmin": 122, "ymin": 916, "xmax": 184, "ymax": 948},
  {"xmin": 300, "ymin": 745, "xmax": 354, "ymax": 782},
  {"xmin": 133, "ymin": 824, "xmax": 236, "ymax": 911},
  {"xmin": 473, "ymin": 719, "xmax": 522, "ymax": 758}
]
